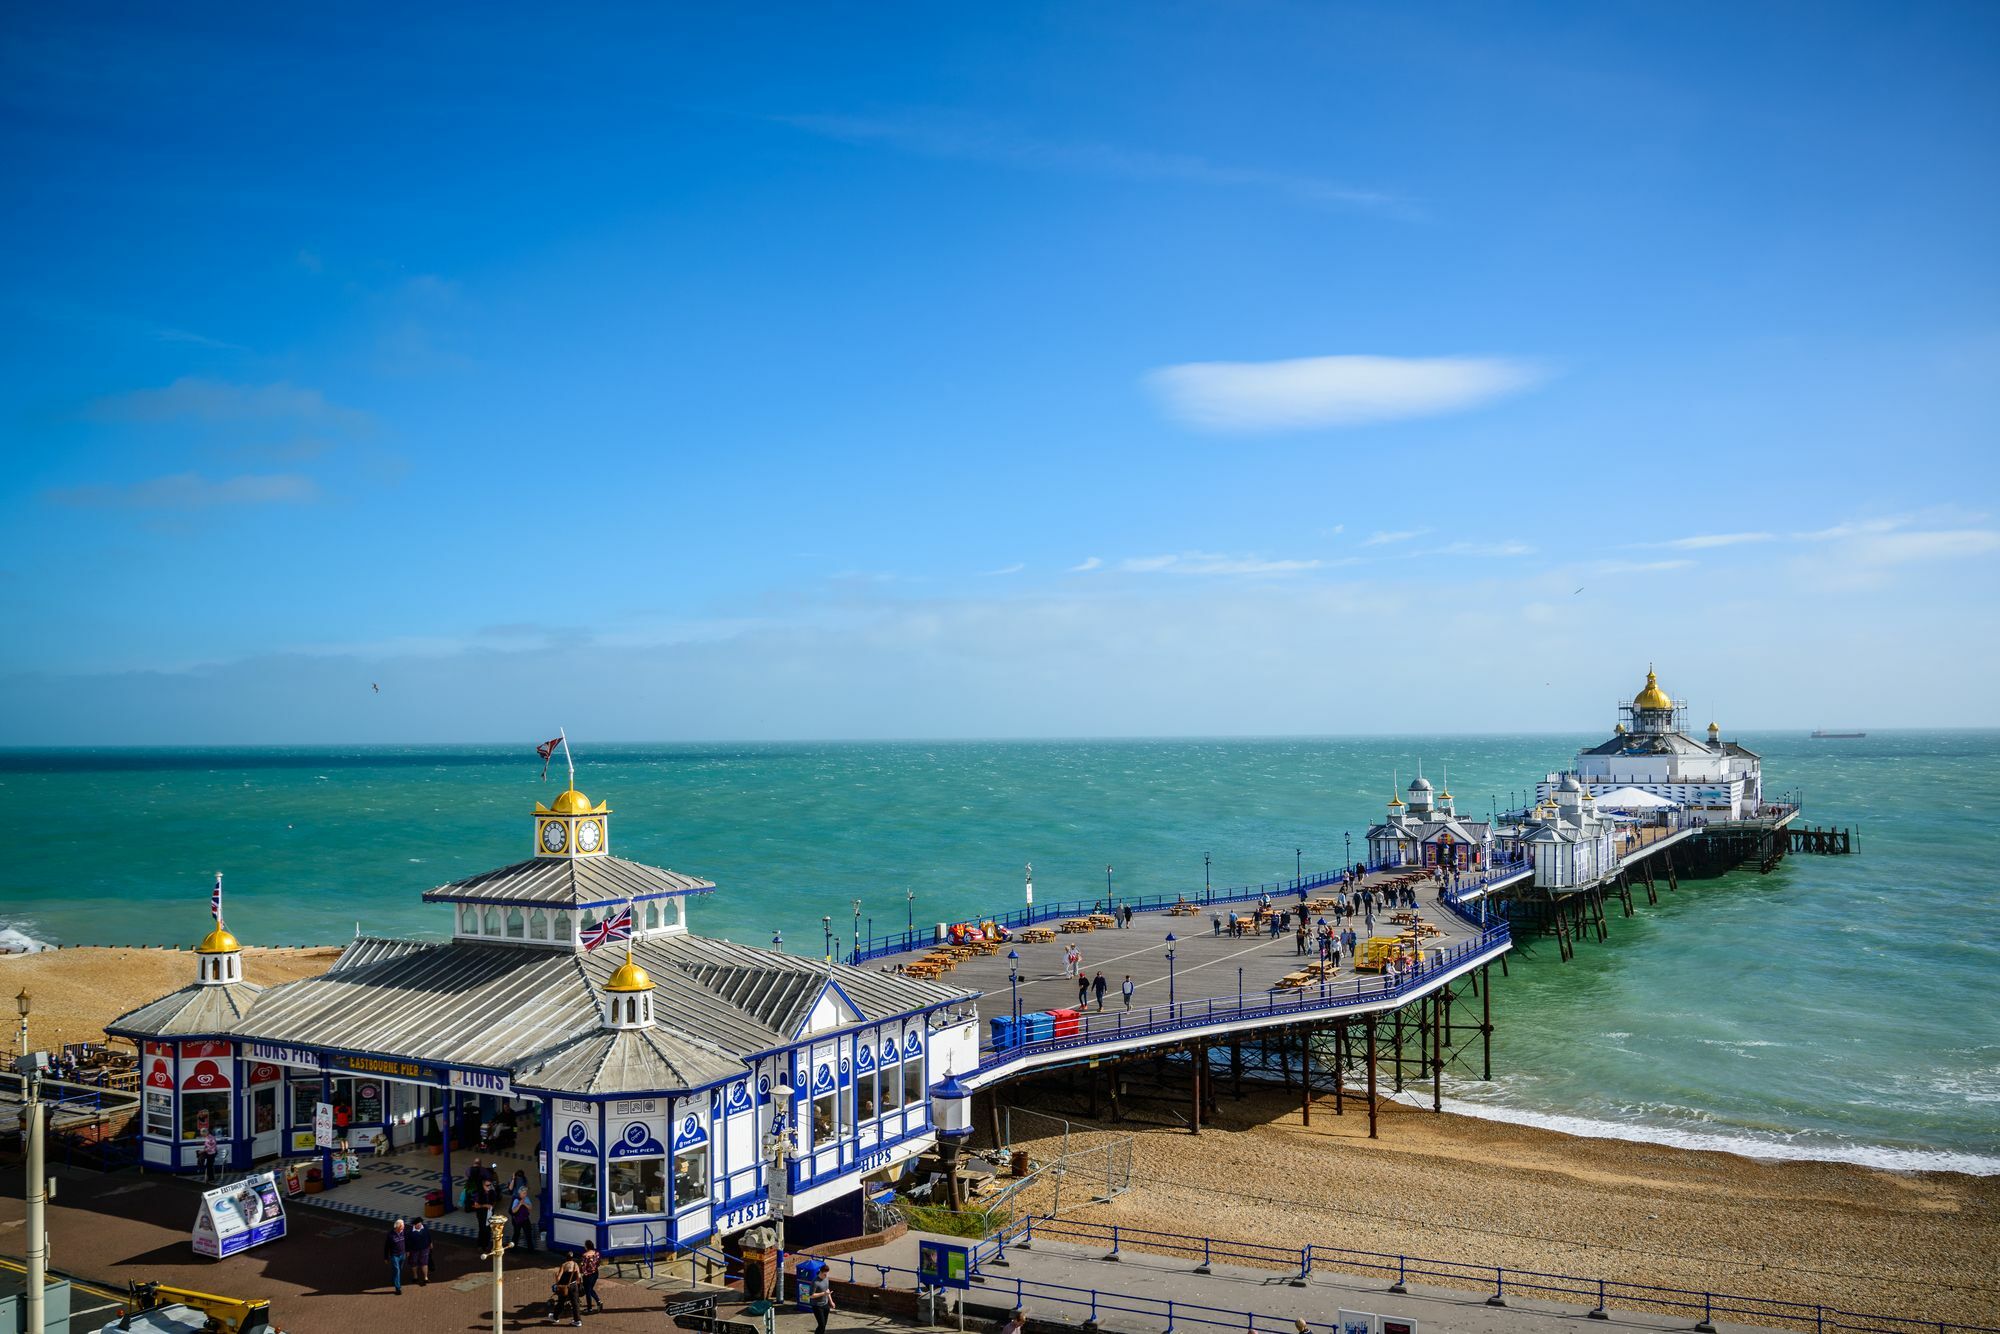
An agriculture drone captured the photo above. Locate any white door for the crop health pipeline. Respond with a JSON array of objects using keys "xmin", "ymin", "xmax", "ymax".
[{"xmin": 251, "ymin": 1085, "xmax": 281, "ymax": 1159}]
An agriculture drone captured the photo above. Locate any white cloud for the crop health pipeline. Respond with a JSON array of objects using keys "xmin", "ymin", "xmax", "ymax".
[
  {"xmin": 1363, "ymin": 529, "xmax": 1430, "ymax": 547},
  {"xmin": 46, "ymin": 471, "xmax": 320, "ymax": 509},
  {"xmin": 1422, "ymin": 540, "xmax": 1534, "ymax": 558},
  {"xmin": 981, "ymin": 562, "xmax": 1026, "ymax": 577},
  {"xmin": 1118, "ymin": 551, "xmax": 1324, "ymax": 576},
  {"xmin": 1068, "ymin": 557, "xmax": 1103, "ymax": 572},
  {"xmin": 1594, "ymin": 559, "xmax": 1695, "ymax": 574},
  {"xmin": 1656, "ymin": 532, "xmax": 1775, "ymax": 550},
  {"xmin": 1147, "ymin": 355, "xmax": 1547, "ymax": 434},
  {"xmin": 1845, "ymin": 529, "xmax": 2000, "ymax": 566},
  {"xmin": 776, "ymin": 113, "xmax": 1406, "ymax": 214},
  {"xmin": 87, "ymin": 377, "xmax": 372, "ymax": 431},
  {"xmin": 1794, "ymin": 516, "xmax": 1911, "ymax": 542}
]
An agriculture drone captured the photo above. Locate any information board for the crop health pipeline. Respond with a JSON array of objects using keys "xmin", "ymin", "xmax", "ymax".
[
  {"xmin": 313, "ymin": 1101, "xmax": 335, "ymax": 1148},
  {"xmin": 192, "ymin": 1171, "xmax": 287, "ymax": 1258},
  {"xmin": 916, "ymin": 1239, "xmax": 971, "ymax": 1290}
]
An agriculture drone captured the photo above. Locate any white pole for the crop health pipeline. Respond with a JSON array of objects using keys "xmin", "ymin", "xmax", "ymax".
[
  {"xmin": 485, "ymin": 1214, "xmax": 508, "ymax": 1333},
  {"xmin": 560, "ymin": 728, "xmax": 575, "ymax": 790},
  {"xmin": 22, "ymin": 1012, "xmax": 45, "ymax": 1334}
]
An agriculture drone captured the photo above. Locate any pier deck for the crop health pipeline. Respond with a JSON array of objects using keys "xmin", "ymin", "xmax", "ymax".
[{"xmin": 859, "ymin": 865, "xmax": 1518, "ymax": 1088}]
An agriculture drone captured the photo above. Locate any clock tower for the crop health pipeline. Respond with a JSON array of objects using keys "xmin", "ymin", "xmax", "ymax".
[{"xmin": 534, "ymin": 787, "xmax": 612, "ymax": 860}]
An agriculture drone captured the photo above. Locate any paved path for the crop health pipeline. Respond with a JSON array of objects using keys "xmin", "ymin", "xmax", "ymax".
[{"xmin": 833, "ymin": 1229, "xmax": 1788, "ymax": 1334}]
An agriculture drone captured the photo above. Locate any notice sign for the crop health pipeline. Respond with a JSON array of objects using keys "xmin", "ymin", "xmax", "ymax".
[
  {"xmin": 192, "ymin": 1171, "xmax": 287, "ymax": 1259},
  {"xmin": 313, "ymin": 1101, "xmax": 335, "ymax": 1148},
  {"xmin": 916, "ymin": 1239, "xmax": 970, "ymax": 1290}
]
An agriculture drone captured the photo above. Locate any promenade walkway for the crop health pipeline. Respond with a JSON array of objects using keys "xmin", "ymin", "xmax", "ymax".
[{"xmin": 833, "ymin": 1228, "xmax": 1794, "ymax": 1334}]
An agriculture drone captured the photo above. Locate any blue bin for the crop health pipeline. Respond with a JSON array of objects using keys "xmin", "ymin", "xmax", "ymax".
[
  {"xmin": 1022, "ymin": 1013, "xmax": 1055, "ymax": 1043},
  {"xmin": 989, "ymin": 1016, "xmax": 1020, "ymax": 1050}
]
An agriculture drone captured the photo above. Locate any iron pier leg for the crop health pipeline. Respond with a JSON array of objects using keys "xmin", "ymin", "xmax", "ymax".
[
  {"xmin": 1366, "ymin": 1016, "xmax": 1379, "ymax": 1139},
  {"xmin": 1231, "ymin": 1040, "xmax": 1242, "ymax": 1099},
  {"xmin": 1393, "ymin": 1007, "xmax": 1405, "ymax": 1092},
  {"xmin": 1334, "ymin": 1019, "xmax": 1346, "ymax": 1116},
  {"xmin": 1301, "ymin": 1026, "xmax": 1312, "ymax": 1126},
  {"xmin": 1481, "ymin": 964, "xmax": 1493, "ymax": 1081},
  {"xmin": 1190, "ymin": 1042, "xmax": 1202, "ymax": 1136}
]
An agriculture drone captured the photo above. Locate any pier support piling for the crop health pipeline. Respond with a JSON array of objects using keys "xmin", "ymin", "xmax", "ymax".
[
  {"xmin": 1301, "ymin": 1027, "xmax": 1312, "ymax": 1127},
  {"xmin": 1365, "ymin": 1017, "xmax": 1379, "ymax": 1139},
  {"xmin": 1481, "ymin": 964, "xmax": 1493, "ymax": 1082}
]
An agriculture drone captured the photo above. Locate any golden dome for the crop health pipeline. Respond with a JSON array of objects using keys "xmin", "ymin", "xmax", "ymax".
[
  {"xmin": 550, "ymin": 788, "xmax": 596, "ymax": 815},
  {"xmin": 1708, "ymin": 721, "xmax": 1720, "ymax": 732},
  {"xmin": 1387, "ymin": 793, "xmax": 1404, "ymax": 807},
  {"xmin": 1633, "ymin": 669, "xmax": 1673, "ymax": 712},
  {"xmin": 1614, "ymin": 723, "xmax": 1626, "ymax": 734},
  {"xmin": 196, "ymin": 926, "xmax": 240, "ymax": 954},
  {"xmin": 605, "ymin": 954, "xmax": 654, "ymax": 993}
]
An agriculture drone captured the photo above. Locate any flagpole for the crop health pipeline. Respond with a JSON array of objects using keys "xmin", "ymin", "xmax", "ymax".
[{"xmin": 560, "ymin": 727, "xmax": 575, "ymax": 790}]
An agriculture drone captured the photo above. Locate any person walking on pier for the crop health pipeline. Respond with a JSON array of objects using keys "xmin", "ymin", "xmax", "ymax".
[
  {"xmin": 1064, "ymin": 945, "xmax": 1082, "ymax": 978},
  {"xmin": 1121, "ymin": 975, "xmax": 1134, "ymax": 1009},
  {"xmin": 382, "ymin": 1218, "xmax": 407, "ymax": 1296},
  {"xmin": 406, "ymin": 1216, "xmax": 432, "ymax": 1286},
  {"xmin": 578, "ymin": 1239, "xmax": 603, "ymax": 1313},
  {"xmin": 1122, "ymin": 904, "xmax": 1133, "ymax": 928},
  {"xmin": 1092, "ymin": 971, "xmax": 1107, "ymax": 1011},
  {"xmin": 509, "ymin": 1184, "xmax": 536, "ymax": 1252},
  {"xmin": 1077, "ymin": 973, "xmax": 1091, "ymax": 1008},
  {"xmin": 1295, "ymin": 922, "xmax": 1308, "ymax": 956},
  {"xmin": 1330, "ymin": 936, "xmax": 1343, "ymax": 972}
]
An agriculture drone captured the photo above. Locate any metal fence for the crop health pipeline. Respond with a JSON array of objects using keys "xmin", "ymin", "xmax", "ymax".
[{"xmin": 1015, "ymin": 1217, "xmax": 2000, "ymax": 1334}]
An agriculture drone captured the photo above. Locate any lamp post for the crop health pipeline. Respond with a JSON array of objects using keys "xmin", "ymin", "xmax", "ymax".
[
  {"xmin": 768, "ymin": 1076, "xmax": 797, "ymax": 1300},
  {"xmin": 481, "ymin": 1212, "xmax": 511, "ymax": 1332},
  {"xmin": 1344, "ymin": 831, "xmax": 1352, "ymax": 873},
  {"xmin": 906, "ymin": 888, "xmax": 915, "ymax": 935},
  {"xmin": 1105, "ymin": 864, "xmax": 1113, "ymax": 906},
  {"xmin": 1164, "ymin": 934, "xmax": 1177, "ymax": 1008},
  {"xmin": 17, "ymin": 988, "xmax": 46, "ymax": 1334},
  {"xmin": 852, "ymin": 900, "xmax": 862, "ymax": 959},
  {"xmin": 1296, "ymin": 847, "xmax": 1302, "ymax": 884},
  {"xmin": 1007, "ymin": 950, "xmax": 1020, "ymax": 1025},
  {"xmin": 1024, "ymin": 863, "xmax": 1033, "ymax": 916},
  {"xmin": 930, "ymin": 1071, "xmax": 974, "ymax": 1210},
  {"xmin": 1203, "ymin": 852, "xmax": 1211, "ymax": 902},
  {"xmin": 821, "ymin": 916, "xmax": 831, "ymax": 960}
]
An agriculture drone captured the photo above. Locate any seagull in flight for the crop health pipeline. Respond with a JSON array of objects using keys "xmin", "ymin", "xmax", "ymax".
[
  {"xmin": 1573, "ymin": 586, "xmax": 1585, "ymax": 595},
  {"xmin": 371, "ymin": 683, "xmax": 380, "ymax": 693}
]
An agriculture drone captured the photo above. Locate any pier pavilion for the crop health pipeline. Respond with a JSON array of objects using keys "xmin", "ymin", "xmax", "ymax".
[{"xmin": 107, "ymin": 784, "xmax": 977, "ymax": 1256}]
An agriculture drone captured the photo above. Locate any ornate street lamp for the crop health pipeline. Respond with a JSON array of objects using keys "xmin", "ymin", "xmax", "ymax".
[
  {"xmin": 906, "ymin": 888, "xmax": 915, "ymax": 934},
  {"xmin": 930, "ymin": 1071, "xmax": 974, "ymax": 1209},
  {"xmin": 1007, "ymin": 950, "xmax": 1021, "ymax": 1026},
  {"xmin": 1165, "ymin": 934, "xmax": 1178, "ymax": 1007}
]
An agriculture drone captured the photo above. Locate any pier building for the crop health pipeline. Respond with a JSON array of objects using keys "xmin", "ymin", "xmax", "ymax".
[
  {"xmin": 1537, "ymin": 668, "xmax": 1764, "ymax": 819},
  {"xmin": 108, "ymin": 786, "xmax": 978, "ymax": 1255},
  {"xmin": 1364, "ymin": 770, "xmax": 1494, "ymax": 870}
]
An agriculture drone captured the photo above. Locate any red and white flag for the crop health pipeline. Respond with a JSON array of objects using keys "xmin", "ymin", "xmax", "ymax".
[{"xmin": 210, "ymin": 871, "xmax": 223, "ymax": 923}]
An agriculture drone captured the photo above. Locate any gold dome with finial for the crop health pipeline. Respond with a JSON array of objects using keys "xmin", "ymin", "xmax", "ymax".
[
  {"xmin": 605, "ymin": 949, "xmax": 654, "ymax": 993},
  {"xmin": 195, "ymin": 926, "xmax": 240, "ymax": 954},
  {"xmin": 547, "ymin": 788, "xmax": 605, "ymax": 816},
  {"xmin": 1633, "ymin": 668, "xmax": 1673, "ymax": 713}
]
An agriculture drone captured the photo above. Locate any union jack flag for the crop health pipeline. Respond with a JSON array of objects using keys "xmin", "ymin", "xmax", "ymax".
[
  {"xmin": 211, "ymin": 871, "xmax": 223, "ymax": 923},
  {"xmin": 581, "ymin": 904, "xmax": 633, "ymax": 951},
  {"xmin": 536, "ymin": 735, "xmax": 565, "ymax": 782}
]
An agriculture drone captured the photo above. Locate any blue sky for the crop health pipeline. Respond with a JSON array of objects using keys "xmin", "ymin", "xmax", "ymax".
[{"xmin": 3, "ymin": 2, "xmax": 1997, "ymax": 742}]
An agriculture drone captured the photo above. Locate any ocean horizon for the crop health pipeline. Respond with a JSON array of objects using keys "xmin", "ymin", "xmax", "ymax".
[{"xmin": 4, "ymin": 730, "xmax": 1994, "ymax": 1175}]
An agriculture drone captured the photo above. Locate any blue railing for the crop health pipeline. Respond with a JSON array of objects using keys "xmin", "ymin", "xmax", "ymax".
[
  {"xmin": 972, "ymin": 923, "xmax": 1512, "ymax": 1073},
  {"xmin": 1011, "ymin": 1217, "xmax": 2000, "ymax": 1334}
]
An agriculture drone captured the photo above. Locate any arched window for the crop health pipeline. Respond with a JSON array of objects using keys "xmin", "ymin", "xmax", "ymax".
[
  {"xmin": 459, "ymin": 904, "xmax": 477, "ymax": 934},
  {"xmin": 555, "ymin": 913, "xmax": 573, "ymax": 943},
  {"xmin": 529, "ymin": 911, "xmax": 548, "ymax": 941},
  {"xmin": 645, "ymin": 901, "xmax": 661, "ymax": 931},
  {"xmin": 483, "ymin": 907, "xmax": 502, "ymax": 935},
  {"xmin": 505, "ymin": 909, "xmax": 525, "ymax": 939}
]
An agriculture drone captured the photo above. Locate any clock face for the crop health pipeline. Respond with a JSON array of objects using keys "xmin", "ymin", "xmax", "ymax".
[
  {"xmin": 577, "ymin": 819, "xmax": 602, "ymax": 853},
  {"xmin": 540, "ymin": 820, "xmax": 568, "ymax": 853}
]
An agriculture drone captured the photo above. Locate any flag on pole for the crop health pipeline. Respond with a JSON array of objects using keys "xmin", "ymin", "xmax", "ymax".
[
  {"xmin": 536, "ymin": 735, "xmax": 565, "ymax": 782},
  {"xmin": 211, "ymin": 872, "xmax": 223, "ymax": 923},
  {"xmin": 581, "ymin": 903, "xmax": 633, "ymax": 951}
]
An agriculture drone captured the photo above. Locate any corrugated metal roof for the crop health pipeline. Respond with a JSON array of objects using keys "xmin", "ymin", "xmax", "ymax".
[
  {"xmin": 513, "ymin": 1027, "xmax": 744, "ymax": 1096},
  {"xmin": 107, "ymin": 981, "xmax": 265, "ymax": 1038},
  {"xmin": 330, "ymin": 936, "xmax": 443, "ymax": 972},
  {"xmin": 660, "ymin": 935, "xmax": 972, "ymax": 1033},
  {"xmin": 422, "ymin": 855, "xmax": 715, "ymax": 908}
]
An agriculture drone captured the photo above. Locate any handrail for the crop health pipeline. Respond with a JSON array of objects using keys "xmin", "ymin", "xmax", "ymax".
[
  {"xmin": 971, "ymin": 923, "xmax": 1512, "ymax": 1075},
  {"xmin": 1017, "ymin": 1217, "xmax": 2000, "ymax": 1334}
]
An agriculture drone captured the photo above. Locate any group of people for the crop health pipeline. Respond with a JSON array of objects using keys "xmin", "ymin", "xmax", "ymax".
[
  {"xmin": 1071, "ymin": 969, "xmax": 1137, "ymax": 1011},
  {"xmin": 380, "ymin": 1217, "xmax": 603, "ymax": 1322},
  {"xmin": 1300, "ymin": 920, "xmax": 1359, "ymax": 968},
  {"xmin": 460, "ymin": 1157, "xmax": 537, "ymax": 1252}
]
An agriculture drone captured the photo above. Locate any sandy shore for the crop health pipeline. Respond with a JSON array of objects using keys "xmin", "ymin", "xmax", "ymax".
[
  {"xmin": 0, "ymin": 944, "xmax": 342, "ymax": 1051},
  {"xmin": 8, "ymin": 946, "xmax": 1994, "ymax": 1324},
  {"xmin": 999, "ymin": 1089, "xmax": 2000, "ymax": 1327}
]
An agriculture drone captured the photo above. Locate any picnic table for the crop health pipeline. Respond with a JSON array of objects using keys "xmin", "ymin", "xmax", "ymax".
[{"xmin": 1019, "ymin": 927, "xmax": 1057, "ymax": 943}]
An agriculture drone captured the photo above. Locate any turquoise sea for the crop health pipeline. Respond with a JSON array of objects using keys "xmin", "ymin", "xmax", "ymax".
[{"xmin": 2, "ymin": 733, "xmax": 1994, "ymax": 1174}]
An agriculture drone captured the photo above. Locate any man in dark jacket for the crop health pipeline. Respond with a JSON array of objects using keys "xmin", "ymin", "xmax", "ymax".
[{"xmin": 383, "ymin": 1218, "xmax": 407, "ymax": 1295}]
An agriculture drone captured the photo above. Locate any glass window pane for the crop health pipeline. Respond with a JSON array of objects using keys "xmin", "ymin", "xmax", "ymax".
[
  {"xmin": 903, "ymin": 1058, "xmax": 923, "ymax": 1109},
  {"xmin": 557, "ymin": 1158, "xmax": 599, "ymax": 1215},
  {"xmin": 608, "ymin": 1158, "xmax": 664, "ymax": 1216},
  {"xmin": 812, "ymin": 1093, "xmax": 835, "ymax": 1145},
  {"xmin": 181, "ymin": 1091, "xmax": 231, "ymax": 1140},
  {"xmin": 880, "ymin": 1058, "xmax": 901, "ymax": 1109},
  {"xmin": 857, "ymin": 1071, "xmax": 877, "ymax": 1122},
  {"xmin": 673, "ymin": 1146, "xmax": 708, "ymax": 1210}
]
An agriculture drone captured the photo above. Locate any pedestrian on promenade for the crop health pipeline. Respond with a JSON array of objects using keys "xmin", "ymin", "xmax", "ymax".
[
  {"xmin": 1121, "ymin": 976, "xmax": 1134, "ymax": 1009},
  {"xmin": 509, "ymin": 1185, "xmax": 536, "ymax": 1252},
  {"xmin": 196, "ymin": 1126, "xmax": 219, "ymax": 1183},
  {"xmin": 1331, "ymin": 938, "xmax": 1343, "ymax": 971},
  {"xmin": 1294, "ymin": 923, "xmax": 1307, "ymax": 956},
  {"xmin": 1211, "ymin": 912, "xmax": 1222, "ymax": 937},
  {"xmin": 1077, "ymin": 973, "xmax": 1090, "ymax": 1008},
  {"xmin": 550, "ymin": 1253, "xmax": 583, "ymax": 1326},
  {"xmin": 407, "ymin": 1217, "xmax": 432, "ymax": 1286},
  {"xmin": 808, "ymin": 1265, "xmax": 835, "ymax": 1334},
  {"xmin": 579, "ymin": 1239, "xmax": 604, "ymax": 1313},
  {"xmin": 470, "ymin": 1171, "xmax": 495, "ymax": 1239},
  {"xmin": 510, "ymin": 1166, "xmax": 530, "ymax": 1199},
  {"xmin": 1091, "ymin": 971, "xmax": 1107, "ymax": 1011},
  {"xmin": 382, "ymin": 1218, "xmax": 407, "ymax": 1296}
]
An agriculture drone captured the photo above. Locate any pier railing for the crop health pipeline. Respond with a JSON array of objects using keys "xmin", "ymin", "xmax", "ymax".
[
  {"xmin": 1004, "ymin": 1217, "xmax": 2000, "ymax": 1334},
  {"xmin": 971, "ymin": 922, "xmax": 1511, "ymax": 1074}
]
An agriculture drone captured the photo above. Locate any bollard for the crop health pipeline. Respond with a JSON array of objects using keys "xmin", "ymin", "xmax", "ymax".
[
  {"xmin": 1694, "ymin": 1291, "xmax": 1716, "ymax": 1333},
  {"xmin": 1389, "ymin": 1255, "xmax": 1408, "ymax": 1295},
  {"xmin": 1588, "ymin": 1277, "xmax": 1608, "ymax": 1319},
  {"xmin": 1486, "ymin": 1266, "xmax": 1506, "ymax": 1308}
]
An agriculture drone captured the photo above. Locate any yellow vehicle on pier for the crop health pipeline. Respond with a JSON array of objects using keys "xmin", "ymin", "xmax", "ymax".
[{"xmin": 1353, "ymin": 937, "xmax": 1420, "ymax": 972}]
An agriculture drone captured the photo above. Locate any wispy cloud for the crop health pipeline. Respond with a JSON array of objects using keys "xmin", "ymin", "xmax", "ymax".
[
  {"xmin": 981, "ymin": 562, "xmax": 1026, "ymax": 577},
  {"xmin": 1594, "ymin": 558, "xmax": 1696, "ymax": 574},
  {"xmin": 1147, "ymin": 355, "xmax": 1547, "ymax": 434},
  {"xmin": 1422, "ymin": 540, "xmax": 1534, "ymax": 558},
  {"xmin": 47, "ymin": 472, "xmax": 320, "ymax": 509},
  {"xmin": 1842, "ymin": 529, "xmax": 2000, "ymax": 566},
  {"xmin": 1651, "ymin": 532, "xmax": 1776, "ymax": 550},
  {"xmin": 1794, "ymin": 516, "xmax": 1914, "ymax": 542},
  {"xmin": 776, "ymin": 113, "xmax": 1407, "ymax": 215},
  {"xmin": 87, "ymin": 378, "xmax": 372, "ymax": 431},
  {"xmin": 1362, "ymin": 529, "xmax": 1429, "ymax": 547},
  {"xmin": 1118, "ymin": 551, "xmax": 1324, "ymax": 576},
  {"xmin": 1068, "ymin": 557, "xmax": 1103, "ymax": 573}
]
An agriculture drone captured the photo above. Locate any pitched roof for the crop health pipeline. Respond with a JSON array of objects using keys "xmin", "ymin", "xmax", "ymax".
[
  {"xmin": 422, "ymin": 855, "xmax": 714, "ymax": 908},
  {"xmin": 658, "ymin": 935, "xmax": 971, "ymax": 1034},
  {"xmin": 512, "ymin": 1026, "xmax": 744, "ymax": 1096},
  {"xmin": 107, "ymin": 981, "xmax": 265, "ymax": 1039}
]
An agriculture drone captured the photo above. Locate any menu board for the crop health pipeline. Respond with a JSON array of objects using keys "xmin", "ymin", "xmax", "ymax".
[
  {"xmin": 192, "ymin": 1171, "xmax": 288, "ymax": 1258},
  {"xmin": 355, "ymin": 1080, "xmax": 384, "ymax": 1124}
]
